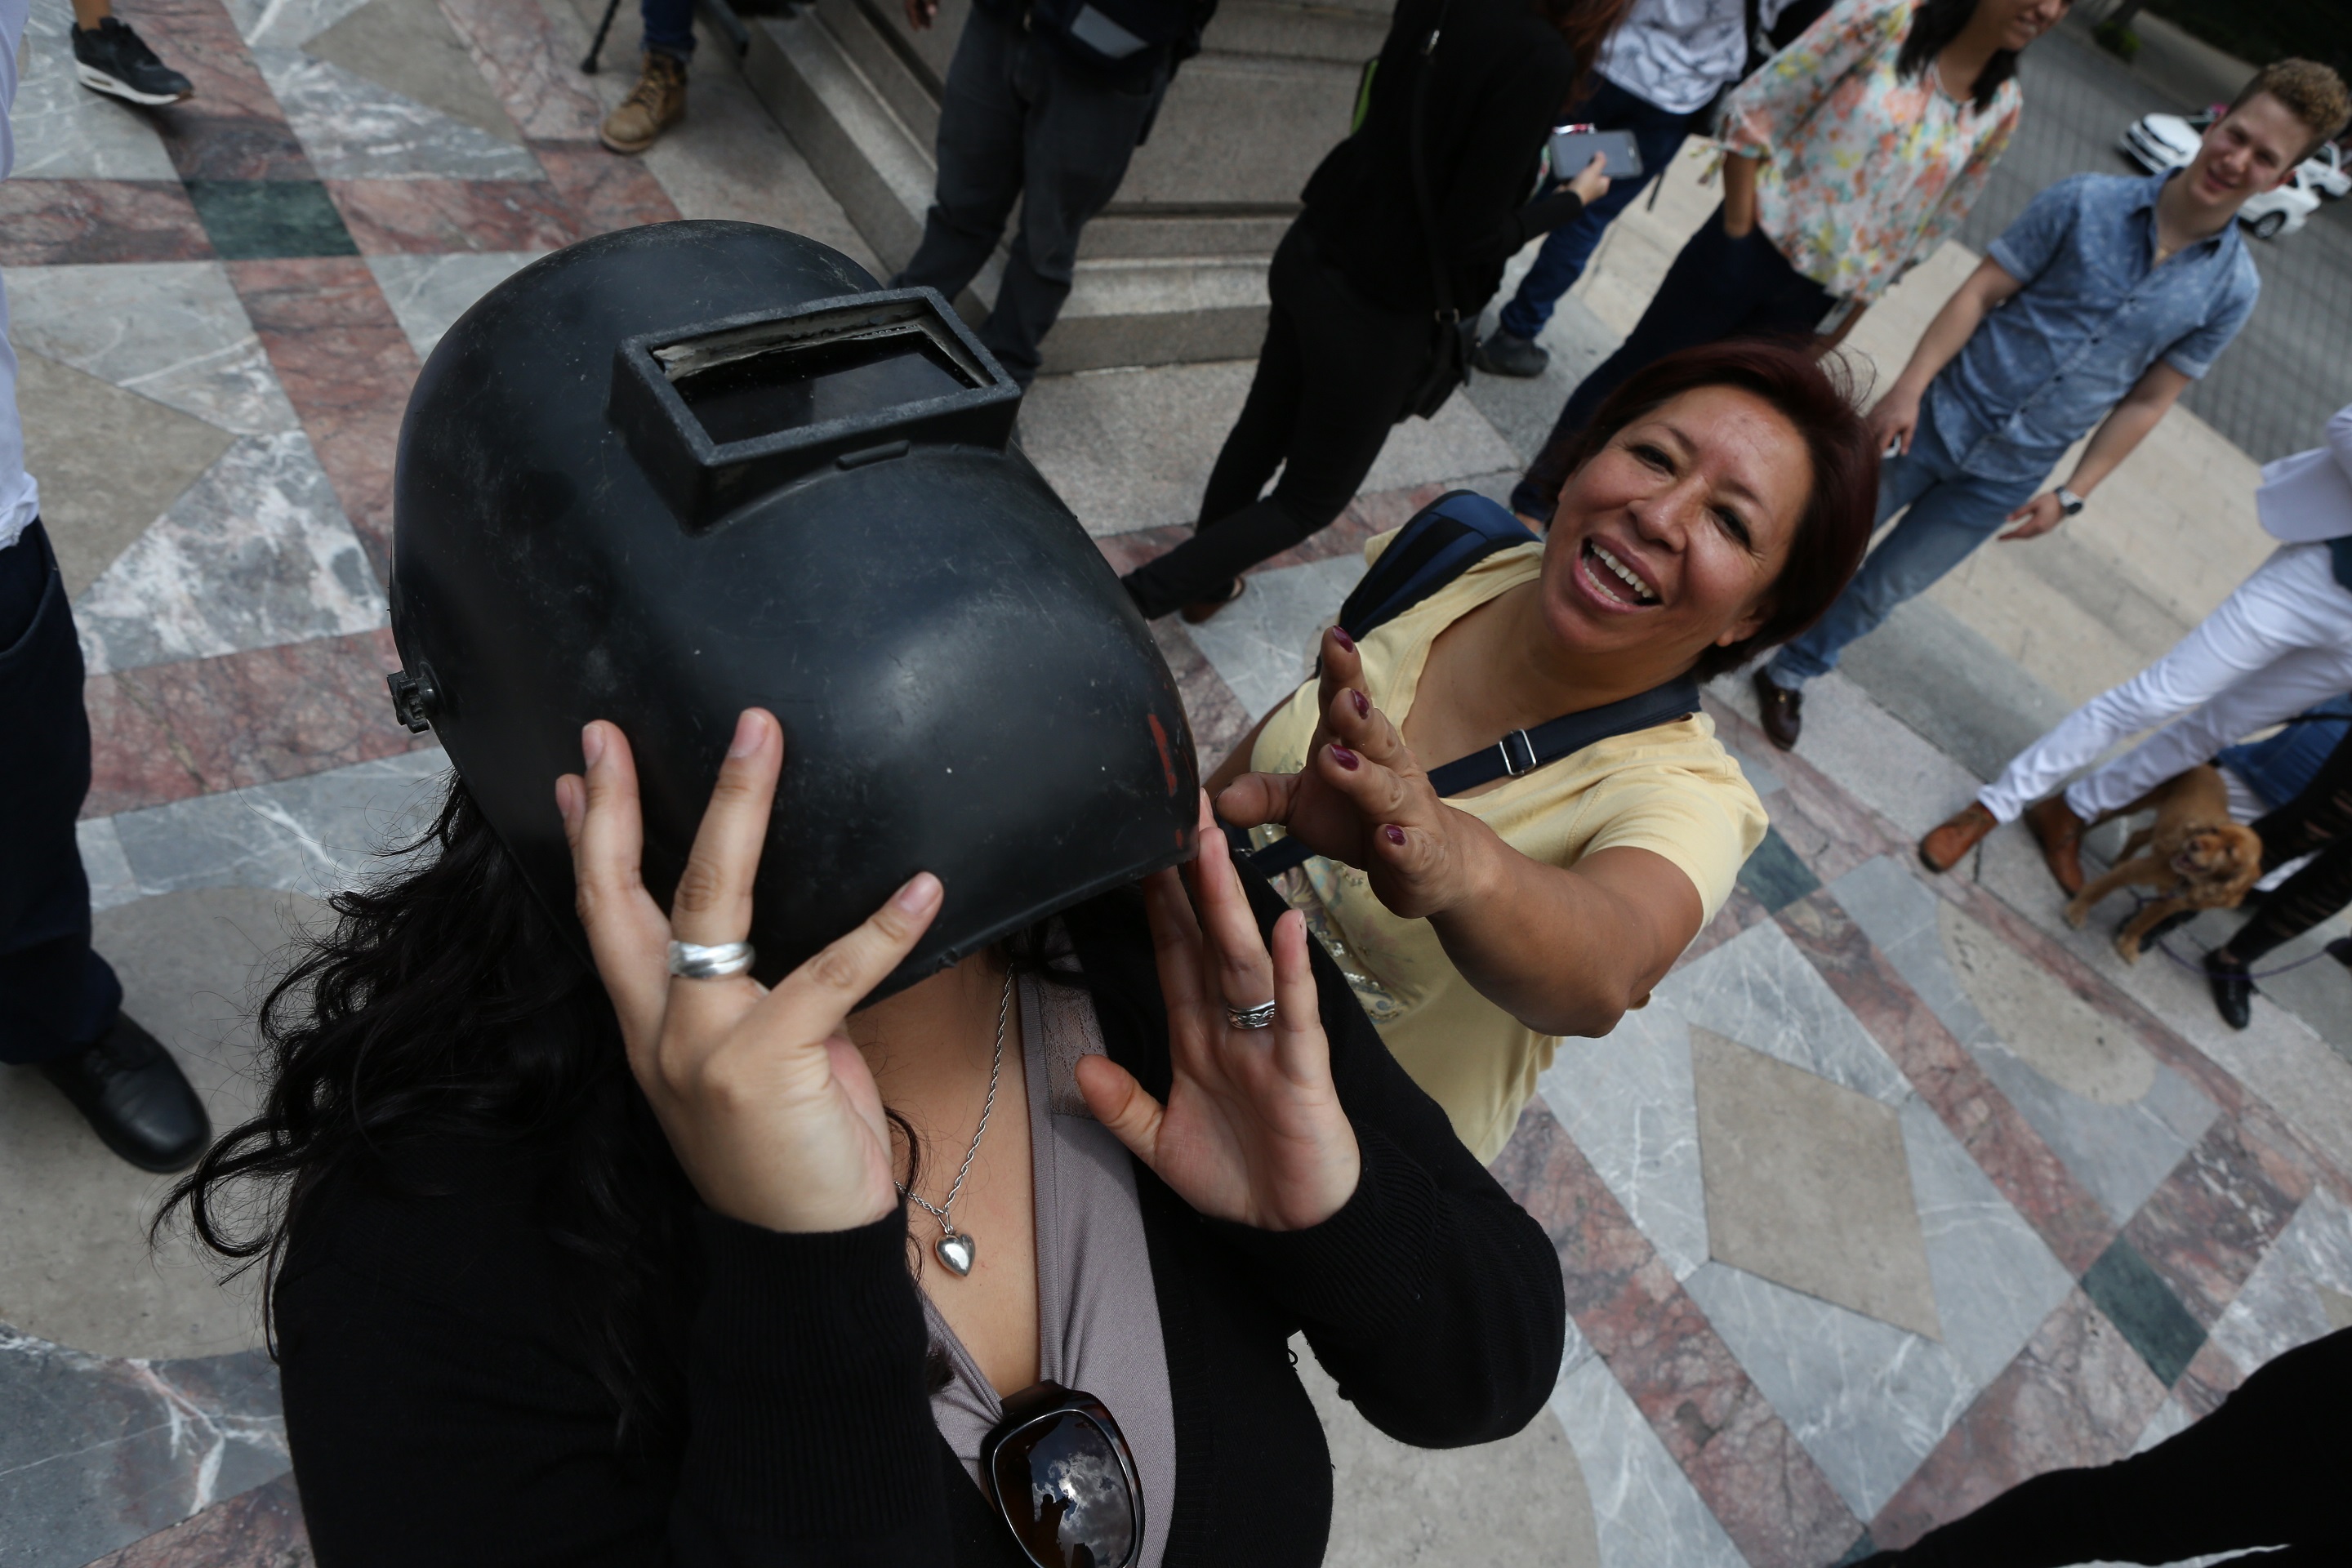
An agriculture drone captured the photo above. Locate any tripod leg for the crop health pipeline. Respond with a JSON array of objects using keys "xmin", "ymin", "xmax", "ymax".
[{"xmin": 581, "ymin": 0, "xmax": 626, "ymax": 73}]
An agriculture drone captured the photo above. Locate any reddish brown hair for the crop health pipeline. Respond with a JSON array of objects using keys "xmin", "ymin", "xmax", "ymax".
[
  {"xmin": 1533, "ymin": 0, "xmax": 1636, "ymax": 106},
  {"xmin": 1552, "ymin": 340, "xmax": 1879, "ymax": 680}
]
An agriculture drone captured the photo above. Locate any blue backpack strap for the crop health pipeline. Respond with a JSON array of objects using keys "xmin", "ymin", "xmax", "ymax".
[{"xmin": 1334, "ymin": 491, "xmax": 1538, "ymax": 643}]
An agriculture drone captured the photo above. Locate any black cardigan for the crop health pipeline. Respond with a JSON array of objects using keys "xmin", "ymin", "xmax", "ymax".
[
  {"xmin": 1300, "ymin": 0, "xmax": 1585, "ymax": 318},
  {"xmin": 272, "ymin": 876, "xmax": 1567, "ymax": 1566}
]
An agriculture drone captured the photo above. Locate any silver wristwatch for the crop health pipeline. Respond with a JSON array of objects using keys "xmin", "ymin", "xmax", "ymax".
[{"xmin": 2055, "ymin": 487, "xmax": 2087, "ymax": 517}]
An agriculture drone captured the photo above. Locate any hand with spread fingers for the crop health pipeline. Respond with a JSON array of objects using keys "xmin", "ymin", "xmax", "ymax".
[
  {"xmin": 1215, "ymin": 626, "xmax": 1498, "ymax": 923},
  {"xmin": 555, "ymin": 708, "xmax": 944, "ymax": 1236},
  {"xmin": 1074, "ymin": 794, "xmax": 1361, "ymax": 1232}
]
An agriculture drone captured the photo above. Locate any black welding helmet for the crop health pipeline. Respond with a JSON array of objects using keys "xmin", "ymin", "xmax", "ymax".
[{"xmin": 386, "ymin": 221, "xmax": 1197, "ymax": 996}]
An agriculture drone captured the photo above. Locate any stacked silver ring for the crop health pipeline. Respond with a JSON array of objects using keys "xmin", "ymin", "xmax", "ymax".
[
  {"xmin": 1225, "ymin": 999, "xmax": 1278, "ymax": 1031},
  {"xmin": 668, "ymin": 939, "xmax": 755, "ymax": 979}
]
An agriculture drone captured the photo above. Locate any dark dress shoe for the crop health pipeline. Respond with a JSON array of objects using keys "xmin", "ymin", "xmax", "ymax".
[
  {"xmin": 2204, "ymin": 951, "xmax": 2253, "ymax": 1031},
  {"xmin": 1472, "ymin": 329, "xmax": 1548, "ymax": 377},
  {"xmin": 1753, "ymin": 666, "xmax": 1802, "ymax": 750},
  {"xmin": 40, "ymin": 1013, "xmax": 211, "ymax": 1172}
]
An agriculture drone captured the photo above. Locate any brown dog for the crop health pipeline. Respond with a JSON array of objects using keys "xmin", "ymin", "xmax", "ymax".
[{"xmin": 2063, "ymin": 764, "xmax": 2265, "ymax": 963}]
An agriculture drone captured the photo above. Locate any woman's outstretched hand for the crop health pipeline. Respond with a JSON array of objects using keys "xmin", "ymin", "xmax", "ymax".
[
  {"xmin": 1074, "ymin": 795, "xmax": 1361, "ymax": 1232},
  {"xmin": 557, "ymin": 710, "xmax": 941, "ymax": 1235},
  {"xmin": 1215, "ymin": 626, "xmax": 1497, "ymax": 921}
]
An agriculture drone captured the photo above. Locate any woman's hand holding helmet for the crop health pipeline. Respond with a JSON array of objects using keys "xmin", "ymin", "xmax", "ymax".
[
  {"xmin": 1074, "ymin": 795, "xmax": 1362, "ymax": 1232},
  {"xmin": 1216, "ymin": 627, "xmax": 1496, "ymax": 923},
  {"xmin": 557, "ymin": 710, "xmax": 939, "ymax": 1236}
]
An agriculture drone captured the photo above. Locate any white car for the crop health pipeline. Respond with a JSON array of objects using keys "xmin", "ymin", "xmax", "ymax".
[
  {"xmin": 2305, "ymin": 139, "xmax": 2351, "ymax": 200},
  {"xmin": 2120, "ymin": 110, "xmax": 2327, "ymax": 239}
]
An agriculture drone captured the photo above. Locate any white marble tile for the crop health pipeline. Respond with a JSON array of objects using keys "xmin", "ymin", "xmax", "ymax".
[
  {"xmin": 226, "ymin": 0, "xmax": 373, "ymax": 47},
  {"xmin": 75, "ymin": 817, "xmax": 141, "ymax": 913},
  {"xmin": 1900, "ymin": 1097, "xmax": 2075, "ymax": 1388},
  {"xmin": 1548, "ymin": 1350, "xmax": 1747, "ymax": 1568},
  {"xmin": 1684, "ymin": 1261, "xmax": 1978, "ymax": 1522},
  {"xmin": 1542, "ymin": 992, "xmax": 1710, "ymax": 1281},
  {"xmin": 2207, "ymin": 1187, "xmax": 2352, "ymax": 1376},
  {"xmin": 4, "ymin": 264, "xmax": 301, "ymax": 438},
  {"xmin": 107, "ymin": 750, "xmax": 451, "ymax": 901},
  {"xmin": 2131, "ymin": 1389, "xmax": 2198, "ymax": 1455},
  {"xmin": 1183, "ymin": 554, "xmax": 1361, "ymax": 721},
  {"xmin": 1708, "ymin": 666, "xmax": 1987, "ymax": 840},
  {"xmin": 254, "ymin": 46, "xmax": 545, "ymax": 180},
  {"xmin": 1673, "ymin": 917, "xmax": 1911, "ymax": 1105},
  {"xmin": 366, "ymin": 251, "xmax": 550, "ymax": 361},
  {"xmin": 74, "ymin": 431, "xmax": 388, "ymax": 675},
  {"xmin": 6, "ymin": 4, "xmax": 181, "ymax": 179}
]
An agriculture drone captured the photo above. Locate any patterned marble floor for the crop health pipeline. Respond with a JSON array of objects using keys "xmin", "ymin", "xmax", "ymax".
[{"xmin": 7, "ymin": 2, "xmax": 2352, "ymax": 1565}]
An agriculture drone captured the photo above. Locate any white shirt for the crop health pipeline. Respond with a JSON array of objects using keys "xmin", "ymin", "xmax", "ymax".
[
  {"xmin": 0, "ymin": 0, "xmax": 39, "ymax": 554},
  {"xmin": 1595, "ymin": 0, "xmax": 1794, "ymax": 116},
  {"xmin": 2256, "ymin": 403, "xmax": 2352, "ymax": 546}
]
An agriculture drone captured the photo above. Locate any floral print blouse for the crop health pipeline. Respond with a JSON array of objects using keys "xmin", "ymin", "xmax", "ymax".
[{"xmin": 1718, "ymin": 0, "xmax": 2022, "ymax": 302}]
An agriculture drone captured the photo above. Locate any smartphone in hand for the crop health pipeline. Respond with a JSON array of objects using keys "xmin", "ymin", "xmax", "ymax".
[{"xmin": 1548, "ymin": 127, "xmax": 1643, "ymax": 181}]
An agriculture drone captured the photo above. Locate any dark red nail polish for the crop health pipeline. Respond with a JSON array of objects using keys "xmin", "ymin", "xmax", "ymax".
[
  {"xmin": 1383, "ymin": 825, "xmax": 1406, "ymax": 846},
  {"xmin": 1331, "ymin": 626, "xmax": 1356, "ymax": 653},
  {"xmin": 1330, "ymin": 745, "xmax": 1359, "ymax": 770},
  {"xmin": 1351, "ymin": 689, "xmax": 1370, "ymax": 719}
]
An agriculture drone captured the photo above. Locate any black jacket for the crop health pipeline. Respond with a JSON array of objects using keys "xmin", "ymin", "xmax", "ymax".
[
  {"xmin": 273, "ymin": 876, "xmax": 1568, "ymax": 1566},
  {"xmin": 1301, "ymin": 0, "xmax": 1585, "ymax": 317}
]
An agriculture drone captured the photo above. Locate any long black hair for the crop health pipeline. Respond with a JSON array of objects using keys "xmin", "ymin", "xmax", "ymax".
[
  {"xmin": 158, "ymin": 775, "xmax": 701, "ymax": 1448},
  {"xmin": 1895, "ymin": 0, "xmax": 2033, "ymax": 114}
]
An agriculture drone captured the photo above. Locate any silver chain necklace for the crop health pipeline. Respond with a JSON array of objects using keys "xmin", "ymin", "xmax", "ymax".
[{"xmin": 897, "ymin": 968, "xmax": 1013, "ymax": 1277}]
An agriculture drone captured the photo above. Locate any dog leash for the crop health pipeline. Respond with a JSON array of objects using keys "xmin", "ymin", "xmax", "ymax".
[{"xmin": 2124, "ymin": 890, "xmax": 2345, "ymax": 982}]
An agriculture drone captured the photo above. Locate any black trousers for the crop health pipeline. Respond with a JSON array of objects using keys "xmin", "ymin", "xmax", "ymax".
[
  {"xmin": 2228, "ymin": 727, "xmax": 2352, "ymax": 964},
  {"xmin": 1882, "ymin": 1328, "xmax": 2350, "ymax": 1566},
  {"xmin": 893, "ymin": 6, "xmax": 1167, "ymax": 387},
  {"xmin": 0, "ymin": 521, "xmax": 122, "ymax": 1065},
  {"xmin": 1121, "ymin": 222, "xmax": 1433, "ymax": 620},
  {"xmin": 1509, "ymin": 206, "xmax": 1835, "ymax": 520}
]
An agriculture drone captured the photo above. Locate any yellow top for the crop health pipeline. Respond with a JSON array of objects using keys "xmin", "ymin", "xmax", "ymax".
[{"xmin": 1247, "ymin": 531, "xmax": 1767, "ymax": 1162}]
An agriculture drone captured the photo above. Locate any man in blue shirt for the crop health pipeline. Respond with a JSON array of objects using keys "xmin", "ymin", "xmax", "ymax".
[{"xmin": 1749, "ymin": 65, "xmax": 2335, "ymax": 751}]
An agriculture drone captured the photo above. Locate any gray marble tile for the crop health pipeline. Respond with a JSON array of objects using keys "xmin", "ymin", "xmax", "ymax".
[
  {"xmin": 1673, "ymin": 916, "xmax": 1911, "ymax": 1106},
  {"xmin": 1549, "ymin": 1348, "xmax": 1748, "ymax": 1568},
  {"xmin": 226, "ymin": 0, "xmax": 373, "ymax": 47},
  {"xmin": 1684, "ymin": 1261, "xmax": 1977, "ymax": 1522},
  {"xmin": 2207, "ymin": 1187, "xmax": 2352, "ymax": 1377},
  {"xmin": 0, "ymin": 1328, "xmax": 287, "ymax": 1568},
  {"xmin": 74, "ymin": 430, "xmax": 389, "ymax": 675},
  {"xmin": 367, "ymin": 250, "xmax": 549, "ymax": 360},
  {"xmin": 109, "ymin": 750, "xmax": 450, "ymax": 901},
  {"xmin": 75, "ymin": 817, "xmax": 141, "ymax": 913},
  {"xmin": 255, "ymin": 46, "xmax": 546, "ymax": 180},
  {"xmin": 6, "ymin": 4, "xmax": 181, "ymax": 180},
  {"xmin": 5, "ymin": 264, "xmax": 301, "ymax": 438},
  {"xmin": 1540, "ymin": 992, "xmax": 1709, "ymax": 1281},
  {"xmin": 1717, "ymin": 741, "xmax": 1782, "ymax": 800},
  {"xmin": 1970, "ymin": 1042, "xmax": 2214, "ymax": 1227},
  {"xmin": 1901, "ymin": 1097, "xmax": 2075, "ymax": 1388},
  {"xmin": 1184, "ymin": 554, "xmax": 1361, "ymax": 722}
]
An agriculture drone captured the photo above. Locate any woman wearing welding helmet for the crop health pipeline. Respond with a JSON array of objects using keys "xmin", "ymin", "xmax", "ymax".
[
  {"xmin": 1210, "ymin": 340, "xmax": 1880, "ymax": 1161},
  {"xmin": 162, "ymin": 224, "xmax": 1565, "ymax": 1567}
]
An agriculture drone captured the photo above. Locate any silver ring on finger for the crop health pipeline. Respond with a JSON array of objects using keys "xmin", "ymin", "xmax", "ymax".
[
  {"xmin": 668, "ymin": 939, "xmax": 755, "ymax": 980},
  {"xmin": 1225, "ymin": 999, "xmax": 1278, "ymax": 1031}
]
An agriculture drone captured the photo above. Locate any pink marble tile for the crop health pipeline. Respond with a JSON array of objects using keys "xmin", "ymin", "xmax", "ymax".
[
  {"xmin": 1869, "ymin": 1288, "xmax": 2172, "ymax": 1550},
  {"xmin": 84, "ymin": 630, "xmax": 426, "ymax": 818},
  {"xmin": 0, "ymin": 180, "xmax": 214, "ymax": 265},
  {"xmin": 328, "ymin": 178, "xmax": 579, "ymax": 255},
  {"xmin": 1779, "ymin": 894, "xmax": 2116, "ymax": 1275},
  {"xmin": 2171, "ymin": 1337, "xmax": 2243, "ymax": 1424},
  {"xmin": 439, "ymin": 0, "xmax": 607, "ymax": 143},
  {"xmin": 1151, "ymin": 621, "xmax": 1253, "ymax": 772},
  {"xmin": 118, "ymin": 0, "xmax": 313, "ymax": 180},
  {"xmin": 227, "ymin": 257, "xmax": 421, "ymax": 581},
  {"xmin": 2121, "ymin": 1112, "xmax": 2314, "ymax": 1329},
  {"xmin": 80, "ymin": 1474, "xmax": 308, "ymax": 1567},
  {"xmin": 1701, "ymin": 693, "xmax": 1913, "ymax": 877},
  {"xmin": 533, "ymin": 143, "xmax": 683, "ymax": 238}
]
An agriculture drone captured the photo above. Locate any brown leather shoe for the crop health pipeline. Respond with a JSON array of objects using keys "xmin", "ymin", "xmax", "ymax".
[
  {"xmin": 2024, "ymin": 796, "xmax": 2087, "ymax": 895},
  {"xmin": 1919, "ymin": 802, "xmax": 1995, "ymax": 874},
  {"xmin": 599, "ymin": 51, "xmax": 687, "ymax": 155},
  {"xmin": 1753, "ymin": 666, "xmax": 1802, "ymax": 750}
]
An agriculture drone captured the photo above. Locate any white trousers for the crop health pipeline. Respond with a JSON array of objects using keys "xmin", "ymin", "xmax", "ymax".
[{"xmin": 1978, "ymin": 544, "xmax": 2352, "ymax": 822}]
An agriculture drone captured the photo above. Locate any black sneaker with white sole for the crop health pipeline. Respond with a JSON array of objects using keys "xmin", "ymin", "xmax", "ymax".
[{"xmin": 72, "ymin": 17, "xmax": 194, "ymax": 106}]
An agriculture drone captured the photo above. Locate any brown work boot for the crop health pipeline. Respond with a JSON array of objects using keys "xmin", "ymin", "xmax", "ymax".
[
  {"xmin": 599, "ymin": 51, "xmax": 687, "ymax": 155},
  {"xmin": 1753, "ymin": 666, "xmax": 1802, "ymax": 750},
  {"xmin": 2024, "ymin": 795, "xmax": 2088, "ymax": 895},
  {"xmin": 1919, "ymin": 802, "xmax": 1995, "ymax": 874}
]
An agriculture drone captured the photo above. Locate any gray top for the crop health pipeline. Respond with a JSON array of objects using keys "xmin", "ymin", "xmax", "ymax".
[{"xmin": 922, "ymin": 966, "xmax": 1176, "ymax": 1568}]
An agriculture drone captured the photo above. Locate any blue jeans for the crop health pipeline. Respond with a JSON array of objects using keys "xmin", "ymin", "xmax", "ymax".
[
  {"xmin": 1766, "ymin": 416, "xmax": 2044, "ymax": 688},
  {"xmin": 1496, "ymin": 78, "xmax": 1697, "ymax": 344},
  {"xmin": 642, "ymin": 0, "xmax": 694, "ymax": 59}
]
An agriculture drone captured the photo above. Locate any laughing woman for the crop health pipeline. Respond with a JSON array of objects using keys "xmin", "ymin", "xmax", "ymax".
[{"xmin": 1212, "ymin": 341, "xmax": 1876, "ymax": 1160}]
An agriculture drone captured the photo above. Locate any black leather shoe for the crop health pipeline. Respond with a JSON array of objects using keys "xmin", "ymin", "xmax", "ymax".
[
  {"xmin": 2204, "ymin": 951, "xmax": 2253, "ymax": 1031},
  {"xmin": 1472, "ymin": 328, "xmax": 1548, "ymax": 377},
  {"xmin": 1753, "ymin": 666, "xmax": 1802, "ymax": 750},
  {"xmin": 39, "ymin": 1013, "xmax": 210, "ymax": 1172}
]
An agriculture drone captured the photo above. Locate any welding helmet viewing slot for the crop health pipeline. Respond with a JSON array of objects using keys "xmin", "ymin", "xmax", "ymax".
[{"xmin": 388, "ymin": 221, "xmax": 1198, "ymax": 999}]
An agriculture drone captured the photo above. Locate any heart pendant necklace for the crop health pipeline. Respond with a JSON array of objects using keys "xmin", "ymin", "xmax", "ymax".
[{"xmin": 898, "ymin": 968, "xmax": 1013, "ymax": 1280}]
